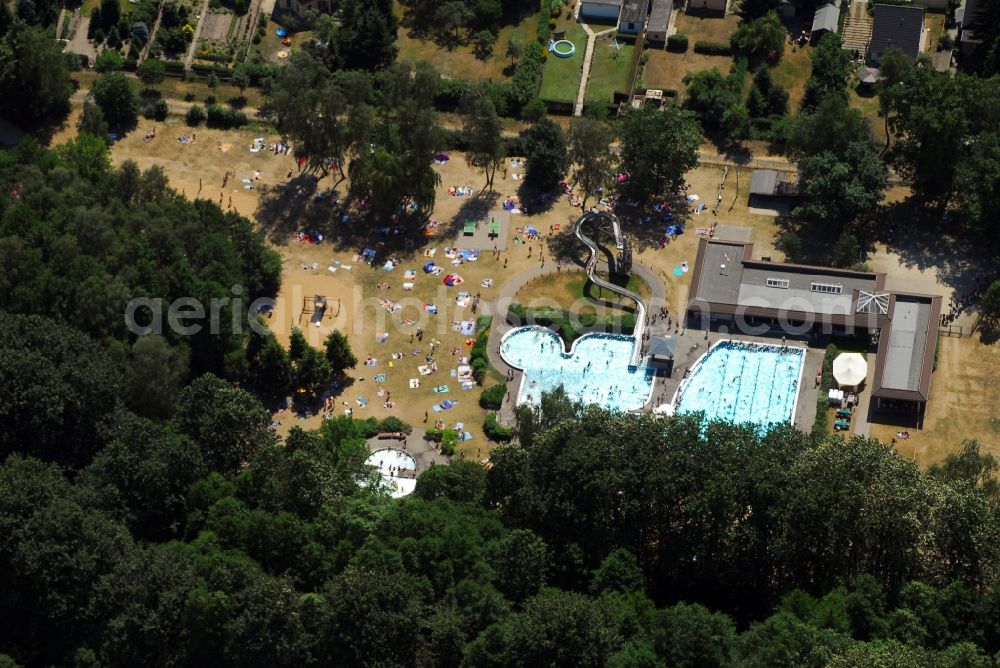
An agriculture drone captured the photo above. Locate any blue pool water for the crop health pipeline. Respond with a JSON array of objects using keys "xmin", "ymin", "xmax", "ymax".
[
  {"xmin": 500, "ymin": 327, "xmax": 653, "ymax": 412},
  {"xmin": 674, "ymin": 340, "xmax": 804, "ymax": 427}
]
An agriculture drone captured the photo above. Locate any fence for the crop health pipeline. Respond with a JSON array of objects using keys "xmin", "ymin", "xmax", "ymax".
[{"xmin": 938, "ymin": 324, "xmax": 965, "ymax": 337}]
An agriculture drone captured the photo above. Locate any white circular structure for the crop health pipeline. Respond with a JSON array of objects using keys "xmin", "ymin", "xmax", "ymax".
[
  {"xmin": 832, "ymin": 352, "xmax": 867, "ymax": 389},
  {"xmin": 366, "ymin": 448, "xmax": 417, "ymax": 498}
]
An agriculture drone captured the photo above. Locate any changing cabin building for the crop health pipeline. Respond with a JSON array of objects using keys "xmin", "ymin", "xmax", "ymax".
[{"xmin": 686, "ymin": 239, "xmax": 942, "ymax": 418}]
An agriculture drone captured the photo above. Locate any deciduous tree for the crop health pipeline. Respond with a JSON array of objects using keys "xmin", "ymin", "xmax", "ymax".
[
  {"xmin": 618, "ymin": 105, "xmax": 701, "ymax": 202},
  {"xmin": 568, "ymin": 115, "xmax": 615, "ymax": 209}
]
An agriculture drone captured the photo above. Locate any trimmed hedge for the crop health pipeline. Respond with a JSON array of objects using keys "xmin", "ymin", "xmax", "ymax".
[
  {"xmin": 507, "ymin": 303, "xmax": 637, "ymax": 345},
  {"xmin": 667, "ymin": 34, "xmax": 689, "ymax": 52},
  {"xmin": 480, "ymin": 383, "xmax": 506, "ymax": 409},
  {"xmin": 205, "ymin": 104, "xmax": 247, "ymax": 129},
  {"xmin": 484, "ymin": 413, "xmax": 514, "ymax": 442},
  {"xmin": 694, "ymin": 40, "xmax": 734, "ymax": 56},
  {"xmin": 359, "ymin": 416, "xmax": 414, "ymax": 438},
  {"xmin": 811, "ymin": 344, "xmax": 839, "ymax": 440}
]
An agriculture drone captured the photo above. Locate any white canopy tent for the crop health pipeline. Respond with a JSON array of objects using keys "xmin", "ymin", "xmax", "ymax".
[{"xmin": 833, "ymin": 352, "xmax": 868, "ymax": 389}]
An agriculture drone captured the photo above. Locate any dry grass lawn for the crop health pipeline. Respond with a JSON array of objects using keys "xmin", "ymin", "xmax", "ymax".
[
  {"xmin": 871, "ymin": 335, "xmax": 1000, "ymax": 468},
  {"xmin": 770, "ymin": 40, "xmax": 812, "ymax": 112},
  {"xmin": 395, "ymin": 3, "xmax": 540, "ymax": 82},
  {"xmin": 642, "ymin": 49, "xmax": 733, "ymax": 95},
  {"xmin": 56, "ymin": 96, "xmax": 991, "ymax": 470},
  {"xmin": 640, "ymin": 13, "xmax": 739, "ymax": 95}
]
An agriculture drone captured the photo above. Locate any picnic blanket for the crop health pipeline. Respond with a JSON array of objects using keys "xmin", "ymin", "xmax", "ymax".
[
  {"xmin": 418, "ymin": 365, "xmax": 434, "ymax": 375},
  {"xmin": 409, "ymin": 379, "xmax": 420, "ymax": 388},
  {"xmin": 433, "ymin": 385, "xmax": 450, "ymax": 393}
]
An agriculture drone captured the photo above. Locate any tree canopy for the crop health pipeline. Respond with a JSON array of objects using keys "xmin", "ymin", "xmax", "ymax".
[
  {"xmin": 0, "ymin": 21, "xmax": 71, "ymax": 124},
  {"xmin": 618, "ymin": 105, "xmax": 701, "ymax": 202}
]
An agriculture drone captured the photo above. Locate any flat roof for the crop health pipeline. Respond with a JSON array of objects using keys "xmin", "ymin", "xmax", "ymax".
[
  {"xmin": 749, "ymin": 170, "xmax": 779, "ymax": 196},
  {"xmin": 582, "ymin": 0, "xmax": 623, "ymax": 5},
  {"xmin": 621, "ymin": 0, "xmax": 649, "ymax": 23},
  {"xmin": 648, "ymin": 0, "xmax": 673, "ymax": 30},
  {"xmin": 687, "ymin": 239, "xmax": 941, "ymax": 405},
  {"xmin": 738, "ymin": 263, "xmax": 875, "ymax": 316},
  {"xmin": 872, "ymin": 293, "xmax": 942, "ymax": 403}
]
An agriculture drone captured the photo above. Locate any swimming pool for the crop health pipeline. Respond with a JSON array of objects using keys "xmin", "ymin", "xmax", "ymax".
[
  {"xmin": 366, "ymin": 448, "xmax": 417, "ymax": 498},
  {"xmin": 500, "ymin": 326, "xmax": 654, "ymax": 412},
  {"xmin": 673, "ymin": 340, "xmax": 805, "ymax": 427}
]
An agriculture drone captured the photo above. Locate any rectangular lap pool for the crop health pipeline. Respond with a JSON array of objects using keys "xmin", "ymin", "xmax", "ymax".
[{"xmin": 673, "ymin": 340, "xmax": 805, "ymax": 427}]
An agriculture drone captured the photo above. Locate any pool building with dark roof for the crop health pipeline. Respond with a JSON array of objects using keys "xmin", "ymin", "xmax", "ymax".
[{"xmin": 686, "ymin": 238, "xmax": 941, "ymax": 417}]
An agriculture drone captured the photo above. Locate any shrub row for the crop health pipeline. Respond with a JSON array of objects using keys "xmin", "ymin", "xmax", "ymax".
[
  {"xmin": 693, "ymin": 40, "xmax": 733, "ymax": 56},
  {"xmin": 191, "ymin": 61, "xmax": 233, "ymax": 77},
  {"xmin": 205, "ymin": 104, "xmax": 247, "ymax": 129},
  {"xmin": 358, "ymin": 416, "xmax": 413, "ymax": 437},
  {"xmin": 470, "ymin": 327, "xmax": 490, "ymax": 384},
  {"xmin": 507, "ymin": 303, "xmax": 637, "ymax": 345},
  {"xmin": 667, "ymin": 34, "xmax": 688, "ymax": 52},
  {"xmin": 479, "ymin": 383, "xmax": 506, "ymax": 410},
  {"xmin": 484, "ymin": 413, "xmax": 514, "ymax": 442},
  {"xmin": 811, "ymin": 343, "xmax": 839, "ymax": 440}
]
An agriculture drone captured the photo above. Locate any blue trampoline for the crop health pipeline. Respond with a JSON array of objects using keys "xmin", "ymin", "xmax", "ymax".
[{"xmin": 276, "ymin": 26, "xmax": 287, "ymax": 37}]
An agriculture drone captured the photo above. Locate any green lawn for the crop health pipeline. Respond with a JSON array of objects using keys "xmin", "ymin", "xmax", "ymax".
[
  {"xmin": 585, "ymin": 39, "xmax": 633, "ymax": 103},
  {"xmin": 539, "ymin": 18, "xmax": 587, "ymax": 103}
]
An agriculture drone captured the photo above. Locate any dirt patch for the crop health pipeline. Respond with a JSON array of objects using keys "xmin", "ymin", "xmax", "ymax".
[{"xmin": 201, "ymin": 12, "xmax": 234, "ymax": 42}]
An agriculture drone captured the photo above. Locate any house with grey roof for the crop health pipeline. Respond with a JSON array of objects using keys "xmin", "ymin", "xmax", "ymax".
[
  {"xmin": 867, "ymin": 4, "xmax": 925, "ymax": 66},
  {"xmin": 686, "ymin": 239, "xmax": 942, "ymax": 419}
]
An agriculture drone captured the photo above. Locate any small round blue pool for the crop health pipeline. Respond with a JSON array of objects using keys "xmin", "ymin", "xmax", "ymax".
[
  {"xmin": 673, "ymin": 340, "xmax": 805, "ymax": 427},
  {"xmin": 500, "ymin": 326, "xmax": 653, "ymax": 412}
]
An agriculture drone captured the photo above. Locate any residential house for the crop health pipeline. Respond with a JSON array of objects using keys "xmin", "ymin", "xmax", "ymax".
[{"xmin": 867, "ymin": 4, "xmax": 925, "ymax": 66}]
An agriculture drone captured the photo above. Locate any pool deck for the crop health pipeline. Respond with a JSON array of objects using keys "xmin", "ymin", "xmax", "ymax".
[{"xmin": 642, "ymin": 326, "xmax": 822, "ymax": 430}]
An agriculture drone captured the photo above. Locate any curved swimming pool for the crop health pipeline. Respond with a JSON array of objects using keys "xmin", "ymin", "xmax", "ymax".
[
  {"xmin": 673, "ymin": 340, "xmax": 804, "ymax": 427},
  {"xmin": 500, "ymin": 326, "xmax": 653, "ymax": 412}
]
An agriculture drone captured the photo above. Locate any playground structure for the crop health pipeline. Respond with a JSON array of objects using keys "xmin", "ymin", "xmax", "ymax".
[
  {"xmin": 574, "ymin": 210, "xmax": 645, "ymax": 367},
  {"xmin": 549, "ymin": 39, "xmax": 577, "ymax": 57},
  {"xmin": 299, "ymin": 294, "xmax": 341, "ymax": 325}
]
